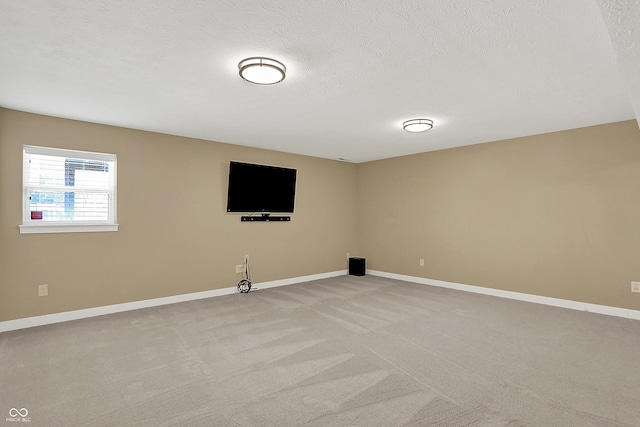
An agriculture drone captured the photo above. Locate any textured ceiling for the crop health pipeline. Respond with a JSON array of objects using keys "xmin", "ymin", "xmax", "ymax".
[
  {"xmin": 597, "ymin": 0, "xmax": 640, "ymax": 122},
  {"xmin": 0, "ymin": 0, "xmax": 638, "ymax": 163}
]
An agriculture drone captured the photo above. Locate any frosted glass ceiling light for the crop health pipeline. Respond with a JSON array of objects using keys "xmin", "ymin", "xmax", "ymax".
[
  {"xmin": 238, "ymin": 57, "xmax": 286, "ymax": 85},
  {"xmin": 403, "ymin": 118, "xmax": 433, "ymax": 132}
]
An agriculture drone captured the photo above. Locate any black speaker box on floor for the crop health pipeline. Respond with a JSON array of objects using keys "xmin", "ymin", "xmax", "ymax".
[{"xmin": 348, "ymin": 257, "xmax": 366, "ymax": 276}]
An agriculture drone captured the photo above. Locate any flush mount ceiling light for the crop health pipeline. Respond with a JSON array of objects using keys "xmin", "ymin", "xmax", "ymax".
[
  {"xmin": 402, "ymin": 118, "xmax": 434, "ymax": 132},
  {"xmin": 238, "ymin": 57, "xmax": 286, "ymax": 85}
]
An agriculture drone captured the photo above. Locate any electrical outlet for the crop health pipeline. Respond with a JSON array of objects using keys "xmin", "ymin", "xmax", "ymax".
[
  {"xmin": 419, "ymin": 259, "xmax": 425, "ymax": 267},
  {"xmin": 38, "ymin": 284, "xmax": 48, "ymax": 297},
  {"xmin": 632, "ymin": 282, "xmax": 640, "ymax": 293},
  {"xmin": 347, "ymin": 252, "xmax": 351, "ymax": 259},
  {"xmin": 236, "ymin": 265, "xmax": 244, "ymax": 274}
]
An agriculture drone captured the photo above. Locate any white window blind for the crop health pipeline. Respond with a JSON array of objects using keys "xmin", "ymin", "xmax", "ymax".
[{"xmin": 20, "ymin": 145, "xmax": 118, "ymax": 234}]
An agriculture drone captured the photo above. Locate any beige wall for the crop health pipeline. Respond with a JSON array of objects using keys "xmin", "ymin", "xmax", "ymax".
[
  {"xmin": 0, "ymin": 109, "xmax": 359, "ymax": 322},
  {"xmin": 358, "ymin": 120, "xmax": 640, "ymax": 310}
]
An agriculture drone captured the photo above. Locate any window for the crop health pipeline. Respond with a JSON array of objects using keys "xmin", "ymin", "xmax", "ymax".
[{"xmin": 20, "ymin": 145, "xmax": 118, "ymax": 234}]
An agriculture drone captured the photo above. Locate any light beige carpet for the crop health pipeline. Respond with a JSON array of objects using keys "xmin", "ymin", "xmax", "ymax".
[{"xmin": 1, "ymin": 275, "xmax": 640, "ymax": 426}]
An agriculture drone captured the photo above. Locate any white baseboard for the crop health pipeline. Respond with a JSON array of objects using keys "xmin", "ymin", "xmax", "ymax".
[
  {"xmin": 0, "ymin": 270, "xmax": 348, "ymax": 333},
  {"xmin": 255, "ymin": 270, "xmax": 348, "ymax": 290},
  {"xmin": 368, "ymin": 270, "xmax": 640, "ymax": 321},
  {"xmin": 5, "ymin": 269, "xmax": 636, "ymax": 333}
]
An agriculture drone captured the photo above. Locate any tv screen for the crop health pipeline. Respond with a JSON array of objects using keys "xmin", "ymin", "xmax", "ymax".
[{"xmin": 226, "ymin": 161, "xmax": 297, "ymax": 213}]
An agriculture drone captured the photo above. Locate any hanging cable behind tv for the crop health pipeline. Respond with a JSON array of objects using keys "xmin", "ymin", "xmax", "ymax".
[{"xmin": 237, "ymin": 254, "xmax": 253, "ymax": 293}]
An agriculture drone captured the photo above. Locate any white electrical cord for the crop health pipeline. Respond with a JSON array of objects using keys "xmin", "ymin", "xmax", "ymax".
[{"xmin": 237, "ymin": 254, "xmax": 252, "ymax": 293}]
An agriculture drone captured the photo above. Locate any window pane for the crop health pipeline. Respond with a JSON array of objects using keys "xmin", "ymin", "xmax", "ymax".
[
  {"xmin": 74, "ymin": 168, "xmax": 111, "ymax": 190},
  {"xmin": 26, "ymin": 155, "xmax": 67, "ymax": 187},
  {"xmin": 72, "ymin": 192, "xmax": 110, "ymax": 221},
  {"xmin": 23, "ymin": 146, "xmax": 117, "ymax": 230},
  {"xmin": 28, "ymin": 190, "xmax": 110, "ymax": 221}
]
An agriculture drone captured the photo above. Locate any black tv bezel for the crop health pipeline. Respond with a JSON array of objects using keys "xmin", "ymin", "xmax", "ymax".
[{"xmin": 226, "ymin": 161, "xmax": 297, "ymax": 214}]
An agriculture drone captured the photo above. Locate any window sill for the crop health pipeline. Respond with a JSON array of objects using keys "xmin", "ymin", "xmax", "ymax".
[{"xmin": 19, "ymin": 223, "xmax": 119, "ymax": 234}]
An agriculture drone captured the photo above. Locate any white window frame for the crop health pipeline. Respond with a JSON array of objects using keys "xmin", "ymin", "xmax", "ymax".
[{"xmin": 20, "ymin": 145, "xmax": 118, "ymax": 234}]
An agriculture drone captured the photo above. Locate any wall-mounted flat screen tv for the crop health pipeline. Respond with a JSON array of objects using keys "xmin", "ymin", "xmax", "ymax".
[{"xmin": 226, "ymin": 161, "xmax": 297, "ymax": 213}]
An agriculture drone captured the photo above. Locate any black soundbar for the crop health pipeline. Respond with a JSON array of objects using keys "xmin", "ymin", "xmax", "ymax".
[{"xmin": 241, "ymin": 216, "xmax": 291, "ymax": 222}]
